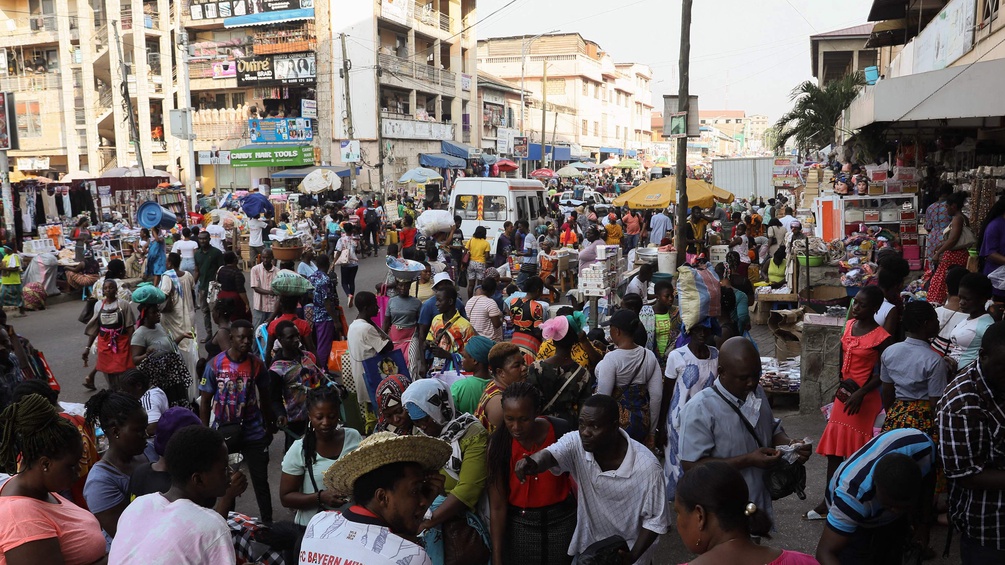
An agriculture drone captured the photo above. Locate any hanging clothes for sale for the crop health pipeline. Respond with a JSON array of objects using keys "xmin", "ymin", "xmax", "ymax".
[
  {"xmin": 61, "ymin": 187, "xmax": 72, "ymax": 217},
  {"xmin": 33, "ymin": 190, "xmax": 46, "ymax": 227},
  {"xmin": 42, "ymin": 189, "xmax": 58, "ymax": 219}
]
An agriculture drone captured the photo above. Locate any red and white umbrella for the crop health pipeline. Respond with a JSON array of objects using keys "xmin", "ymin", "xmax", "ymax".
[
  {"xmin": 496, "ymin": 159, "xmax": 519, "ymax": 172},
  {"xmin": 529, "ymin": 168, "xmax": 556, "ymax": 179}
]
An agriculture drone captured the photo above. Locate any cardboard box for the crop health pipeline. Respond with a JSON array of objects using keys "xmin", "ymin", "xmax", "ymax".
[{"xmin": 768, "ymin": 308, "xmax": 804, "ymax": 361}]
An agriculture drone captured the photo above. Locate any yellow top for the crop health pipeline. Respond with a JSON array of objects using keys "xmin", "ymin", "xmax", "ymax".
[
  {"xmin": 465, "ymin": 238, "xmax": 491, "ymax": 264},
  {"xmin": 1, "ymin": 254, "xmax": 21, "ymax": 286},
  {"xmin": 767, "ymin": 259, "xmax": 786, "ymax": 283},
  {"xmin": 605, "ymin": 223, "xmax": 623, "ymax": 245}
]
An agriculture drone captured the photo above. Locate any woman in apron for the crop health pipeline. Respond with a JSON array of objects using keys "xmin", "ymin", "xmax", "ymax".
[{"xmin": 83, "ymin": 278, "xmax": 135, "ymax": 389}]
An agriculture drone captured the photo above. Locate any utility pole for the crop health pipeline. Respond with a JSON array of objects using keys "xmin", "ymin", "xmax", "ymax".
[
  {"xmin": 540, "ymin": 63, "xmax": 547, "ymax": 169},
  {"xmin": 375, "ymin": 66, "xmax": 386, "ymax": 199},
  {"xmin": 113, "ymin": 21, "xmax": 144, "ymax": 175},
  {"xmin": 339, "ymin": 33, "xmax": 356, "ymax": 194},
  {"xmin": 0, "ymin": 92, "xmax": 11, "ymax": 236},
  {"xmin": 177, "ymin": 28, "xmax": 197, "ymax": 210},
  {"xmin": 674, "ymin": 0, "xmax": 693, "ymax": 268}
]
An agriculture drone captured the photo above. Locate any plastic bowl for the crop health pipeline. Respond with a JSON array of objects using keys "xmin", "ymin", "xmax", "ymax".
[
  {"xmin": 796, "ymin": 255, "xmax": 824, "ymax": 267},
  {"xmin": 387, "ymin": 257, "xmax": 425, "ymax": 281}
]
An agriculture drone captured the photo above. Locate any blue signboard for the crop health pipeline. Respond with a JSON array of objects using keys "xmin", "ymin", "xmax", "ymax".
[{"xmin": 248, "ymin": 118, "xmax": 313, "ymax": 143}]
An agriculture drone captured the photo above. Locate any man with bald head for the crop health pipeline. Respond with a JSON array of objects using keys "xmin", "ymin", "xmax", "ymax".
[{"xmin": 678, "ymin": 337, "xmax": 811, "ymax": 519}]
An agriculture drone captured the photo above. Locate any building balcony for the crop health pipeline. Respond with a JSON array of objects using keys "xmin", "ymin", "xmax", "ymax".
[
  {"xmin": 122, "ymin": 8, "xmax": 162, "ymax": 32},
  {"xmin": 192, "ymin": 119, "xmax": 250, "ymax": 142},
  {"xmin": 378, "ymin": 53, "xmax": 457, "ymax": 97},
  {"xmin": 187, "ymin": 60, "xmax": 238, "ymax": 91},
  {"xmin": 412, "ymin": 0, "xmax": 451, "ymax": 33},
  {"xmin": 0, "ymin": 72, "xmax": 62, "ymax": 93},
  {"xmin": 252, "ymin": 22, "xmax": 316, "ymax": 55},
  {"xmin": 0, "ymin": 15, "xmax": 79, "ymax": 48}
]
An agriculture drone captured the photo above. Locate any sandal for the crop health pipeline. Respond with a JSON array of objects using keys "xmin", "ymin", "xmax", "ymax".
[
  {"xmin": 82, "ymin": 378, "xmax": 97, "ymax": 391},
  {"xmin": 803, "ymin": 510, "xmax": 827, "ymax": 521}
]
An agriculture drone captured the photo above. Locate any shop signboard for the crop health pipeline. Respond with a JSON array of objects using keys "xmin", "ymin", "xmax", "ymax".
[
  {"xmin": 301, "ymin": 99, "xmax": 317, "ymax": 119},
  {"xmin": 249, "ymin": 118, "xmax": 313, "ymax": 143},
  {"xmin": 197, "ymin": 150, "xmax": 231, "ymax": 165},
  {"xmin": 913, "ymin": 0, "xmax": 975, "ymax": 73},
  {"xmin": 229, "ymin": 145, "xmax": 313, "ymax": 168},
  {"xmin": 189, "ymin": 0, "xmax": 311, "ymax": 19},
  {"xmin": 340, "ymin": 140, "xmax": 361, "ymax": 163},
  {"xmin": 512, "ymin": 135, "xmax": 529, "ymax": 159},
  {"xmin": 212, "ymin": 61, "xmax": 236, "ymax": 79},
  {"xmin": 16, "ymin": 157, "xmax": 48, "ymax": 170},
  {"xmin": 236, "ymin": 56, "xmax": 273, "ymax": 86}
]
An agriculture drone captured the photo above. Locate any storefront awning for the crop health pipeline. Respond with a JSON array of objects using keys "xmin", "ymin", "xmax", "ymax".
[
  {"xmin": 229, "ymin": 145, "xmax": 314, "ymax": 168},
  {"xmin": 224, "ymin": 8, "xmax": 313, "ymax": 28},
  {"xmin": 440, "ymin": 140, "xmax": 482, "ymax": 160},
  {"xmin": 419, "ymin": 153, "xmax": 466, "ymax": 169},
  {"xmin": 600, "ymin": 147, "xmax": 623, "ymax": 156},
  {"xmin": 270, "ymin": 165, "xmax": 357, "ymax": 179},
  {"xmin": 848, "ymin": 57, "xmax": 1005, "ymax": 130},
  {"xmin": 527, "ymin": 144, "xmax": 571, "ymax": 162}
]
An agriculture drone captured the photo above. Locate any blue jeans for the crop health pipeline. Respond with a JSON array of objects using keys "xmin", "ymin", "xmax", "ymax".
[{"xmin": 624, "ymin": 233, "xmax": 639, "ymax": 251}]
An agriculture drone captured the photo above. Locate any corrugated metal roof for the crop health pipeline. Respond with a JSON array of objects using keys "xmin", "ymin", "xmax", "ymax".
[{"xmin": 811, "ymin": 23, "xmax": 875, "ymax": 38}]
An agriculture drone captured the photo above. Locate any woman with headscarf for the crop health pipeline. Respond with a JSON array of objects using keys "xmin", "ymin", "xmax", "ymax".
[
  {"xmin": 374, "ymin": 373, "xmax": 413, "ymax": 435},
  {"xmin": 527, "ymin": 312, "xmax": 592, "ymax": 428},
  {"xmin": 402, "ymin": 378, "xmax": 490, "ymax": 565},
  {"xmin": 451, "ymin": 334, "xmax": 494, "ymax": 415},
  {"xmin": 130, "ymin": 284, "xmax": 195, "ymax": 407}
]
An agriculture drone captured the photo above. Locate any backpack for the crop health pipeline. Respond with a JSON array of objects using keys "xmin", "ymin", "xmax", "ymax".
[{"xmin": 364, "ymin": 208, "xmax": 378, "ymax": 226}]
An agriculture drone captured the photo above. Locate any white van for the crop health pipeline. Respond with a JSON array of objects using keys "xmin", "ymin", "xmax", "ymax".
[{"xmin": 449, "ymin": 177, "xmax": 549, "ymax": 254}]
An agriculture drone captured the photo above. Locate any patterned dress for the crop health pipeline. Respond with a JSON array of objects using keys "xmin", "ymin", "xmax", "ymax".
[
  {"xmin": 924, "ymin": 200, "xmax": 950, "ymax": 270},
  {"xmin": 663, "ymin": 345, "xmax": 719, "ymax": 499}
]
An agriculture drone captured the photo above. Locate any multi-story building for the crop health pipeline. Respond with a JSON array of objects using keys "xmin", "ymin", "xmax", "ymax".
[
  {"xmin": 810, "ymin": 23, "xmax": 876, "ymax": 87},
  {"xmin": 1, "ymin": 0, "xmax": 180, "ymax": 177},
  {"xmin": 746, "ymin": 114, "xmax": 770, "ymax": 152},
  {"xmin": 477, "ymin": 70, "xmax": 522, "ymax": 157},
  {"xmin": 698, "ymin": 110, "xmax": 749, "ymax": 151},
  {"xmin": 332, "ymin": 0, "xmax": 479, "ymax": 192},
  {"xmin": 477, "ymin": 33, "xmax": 653, "ymax": 162}
]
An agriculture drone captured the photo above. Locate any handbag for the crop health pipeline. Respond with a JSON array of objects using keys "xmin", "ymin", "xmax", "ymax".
[
  {"xmin": 442, "ymin": 513, "xmax": 490, "ymax": 565},
  {"xmin": 543, "ymin": 364, "xmax": 588, "ymax": 414},
  {"xmin": 218, "ymin": 422, "xmax": 245, "ymax": 453},
  {"xmin": 78, "ymin": 297, "xmax": 97, "ymax": 324},
  {"xmin": 944, "ymin": 223, "xmax": 976, "ymax": 250},
  {"xmin": 372, "ymin": 284, "xmax": 389, "ymax": 329},
  {"xmin": 573, "ymin": 535, "xmax": 629, "ymax": 565},
  {"xmin": 361, "ymin": 347, "xmax": 410, "ymax": 406},
  {"xmin": 711, "ymin": 386, "xmax": 807, "ymax": 501},
  {"xmin": 834, "ymin": 379, "xmax": 861, "ymax": 404}
]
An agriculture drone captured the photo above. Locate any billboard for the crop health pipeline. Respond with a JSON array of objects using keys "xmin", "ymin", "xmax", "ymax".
[
  {"xmin": 272, "ymin": 53, "xmax": 316, "ymax": 85},
  {"xmin": 512, "ymin": 136, "xmax": 528, "ymax": 158},
  {"xmin": 913, "ymin": 0, "xmax": 975, "ymax": 73},
  {"xmin": 236, "ymin": 53, "xmax": 315, "ymax": 86},
  {"xmin": 249, "ymin": 118, "xmax": 313, "ymax": 143}
]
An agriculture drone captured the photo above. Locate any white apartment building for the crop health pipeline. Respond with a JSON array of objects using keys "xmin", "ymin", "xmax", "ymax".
[
  {"xmin": 1, "ymin": 0, "xmax": 180, "ymax": 177},
  {"xmin": 477, "ymin": 33, "xmax": 653, "ymax": 160}
]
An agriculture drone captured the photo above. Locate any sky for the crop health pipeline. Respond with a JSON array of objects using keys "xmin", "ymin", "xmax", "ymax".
[{"xmin": 476, "ymin": 0, "xmax": 875, "ymax": 123}]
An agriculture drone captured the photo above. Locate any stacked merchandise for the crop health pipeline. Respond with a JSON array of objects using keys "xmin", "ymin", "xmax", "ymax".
[
  {"xmin": 759, "ymin": 357, "xmax": 801, "ymax": 394},
  {"xmin": 581, "ymin": 245, "xmax": 625, "ymax": 298},
  {"xmin": 803, "ymin": 167, "xmax": 823, "ymax": 208}
]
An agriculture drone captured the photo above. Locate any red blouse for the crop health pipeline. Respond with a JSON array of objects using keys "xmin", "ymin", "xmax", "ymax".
[{"xmin": 508, "ymin": 420, "xmax": 573, "ymax": 508}]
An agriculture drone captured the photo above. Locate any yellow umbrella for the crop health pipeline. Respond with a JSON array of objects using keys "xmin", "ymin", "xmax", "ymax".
[
  {"xmin": 612, "ymin": 177, "xmax": 717, "ymax": 209},
  {"xmin": 709, "ymin": 183, "xmax": 735, "ymax": 204}
]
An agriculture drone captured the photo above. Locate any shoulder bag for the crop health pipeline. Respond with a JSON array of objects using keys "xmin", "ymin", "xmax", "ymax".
[
  {"xmin": 944, "ymin": 222, "xmax": 976, "ymax": 250},
  {"xmin": 711, "ymin": 386, "xmax": 806, "ymax": 501},
  {"xmin": 542, "ymin": 363, "xmax": 588, "ymax": 415}
]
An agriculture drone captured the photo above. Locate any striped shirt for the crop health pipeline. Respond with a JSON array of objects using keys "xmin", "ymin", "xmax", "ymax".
[
  {"xmin": 938, "ymin": 364, "xmax": 1005, "ymax": 549},
  {"xmin": 825, "ymin": 428, "xmax": 935, "ymax": 535}
]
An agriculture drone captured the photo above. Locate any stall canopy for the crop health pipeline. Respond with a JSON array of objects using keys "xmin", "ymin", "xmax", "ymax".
[
  {"xmin": 600, "ymin": 147, "xmax": 624, "ymax": 156},
  {"xmin": 224, "ymin": 7, "xmax": 314, "ymax": 28},
  {"xmin": 611, "ymin": 177, "xmax": 734, "ymax": 210},
  {"xmin": 419, "ymin": 153, "xmax": 466, "ymax": 169},
  {"xmin": 271, "ymin": 165, "xmax": 357, "ymax": 179},
  {"xmin": 441, "ymin": 140, "xmax": 482, "ymax": 160}
]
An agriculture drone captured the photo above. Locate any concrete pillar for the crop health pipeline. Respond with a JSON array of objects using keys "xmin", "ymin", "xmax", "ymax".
[
  {"xmin": 799, "ymin": 316, "xmax": 844, "ymax": 415},
  {"xmin": 852, "ymin": 50, "xmax": 860, "ymax": 74},
  {"xmin": 158, "ymin": 0, "xmax": 175, "ymax": 175},
  {"xmin": 55, "ymin": 0, "xmax": 80, "ymax": 172},
  {"xmin": 817, "ymin": 49, "xmax": 825, "ymax": 86},
  {"xmin": 109, "ymin": 4, "xmax": 128, "ymax": 165},
  {"xmin": 78, "ymin": 0, "xmax": 99, "ymax": 174},
  {"xmin": 315, "ymin": 0, "xmax": 332, "ymax": 162}
]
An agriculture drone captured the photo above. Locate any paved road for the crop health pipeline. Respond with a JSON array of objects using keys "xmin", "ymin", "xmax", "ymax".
[{"xmin": 11, "ymin": 252, "xmax": 959, "ymax": 563}]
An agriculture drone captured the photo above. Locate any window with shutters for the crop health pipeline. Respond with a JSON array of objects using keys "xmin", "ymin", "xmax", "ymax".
[{"xmin": 582, "ymin": 120, "xmax": 588, "ymax": 135}]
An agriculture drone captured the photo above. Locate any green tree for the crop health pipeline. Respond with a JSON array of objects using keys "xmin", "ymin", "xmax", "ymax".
[{"xmin": 773, "ymin": 72, "xmax": 866, "ymax": 154}]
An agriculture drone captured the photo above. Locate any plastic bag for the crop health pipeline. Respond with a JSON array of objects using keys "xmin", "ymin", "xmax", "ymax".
[
  {"xmin": 416, "ymin": 210, "xmax": 455, "ymax": 236},
  {"xmin": 676, "ymin": 264, "xmax": 721, "ymax": 331},
  {"xmin": 990, "ymin": 265, "xmax": 1005, "ymax": 291}
]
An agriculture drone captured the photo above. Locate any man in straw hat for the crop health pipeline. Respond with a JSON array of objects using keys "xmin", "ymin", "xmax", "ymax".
[{"xmin": 299, "ymin": 431, "xmax": 451, "ymax": 565}]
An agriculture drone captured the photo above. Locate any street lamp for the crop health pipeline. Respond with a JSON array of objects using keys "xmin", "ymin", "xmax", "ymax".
[{"xmin": 518, "ymin": 30, "xmax": 558, "ymax": 138}]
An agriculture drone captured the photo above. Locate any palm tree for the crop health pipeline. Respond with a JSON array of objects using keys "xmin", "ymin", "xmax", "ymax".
[{"xmin": 773, "ymin": 72, "xmax": 866, "ymax": 154}]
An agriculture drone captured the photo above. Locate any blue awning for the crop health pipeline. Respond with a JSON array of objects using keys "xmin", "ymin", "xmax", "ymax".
[
  {"xmin": 419, "ymin": 153, "xmax": 466, "ymax": 169},
  {"xmin": 440, "ymin": 140, "xmax": 481, "ymax": 160},
  {"xmin": 627, "ymin": 150, "xmax": 638, "ymax": 158},
  {"xmin": 270, "ymin": 165, "xmax": 358, "ymax": 179},
  {"xmin": 224, "ymin": 7, "xmax": 313, "ymax": 28},
  {"xmin": 600, "ymin": 147, "xmax": 623, "ymax": 156},
  {"xmin": 527, "ymin": 144, "xmax": 571, "ymax": 162}
]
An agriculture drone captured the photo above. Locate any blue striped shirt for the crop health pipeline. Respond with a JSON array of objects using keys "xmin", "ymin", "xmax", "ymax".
[{"xmin": 825, "ymin": 428, "xmax": 935, "ymax": 534}]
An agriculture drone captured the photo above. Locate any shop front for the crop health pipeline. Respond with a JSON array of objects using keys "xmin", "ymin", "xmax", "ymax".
[{"xmin": 224, "ymin": 144, "xmax": 315, "ymax": 193}]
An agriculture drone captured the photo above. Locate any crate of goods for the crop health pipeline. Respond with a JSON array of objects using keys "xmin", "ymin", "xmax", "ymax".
[
  {"xmin": 902, "ymin": 245, "xmax": 920, "ymax": 260},
  {"xmin": 867, "ymin": 184, "xmax": 884, "ymax": 196},
  {"xmin": 902, "ymin": 182, "xmax": 919, "ymax": 193},
  {"xmin": 901, "ymin": 222, "xmax": 918, "ymax": 234},
  {"xmin": 900, "ymin": 209, "xmax": 916, "ymax": 221},
  {"xmin": 880, "ymin": 208, "xmax": 900, "ymax": 222},
  {"xmin": 894, "ymin": 167, "xmax": 918, "ymax": 181},
  {"xmin": 885, "ymin": 180, "xmax": 903, "ymax": 194},
  {"xmin": 845, "ymin": 209, "xmax": 865, "ymax": 223},
  {"xmin": 902, "ymin": 234, "xmax": 920, "ymax": 246},
  {"xmin": 864, "ymin": 210, "xmax": 881, "ymax": 222},
  {"xmin": 866, "ymin": 167, "xmax": 888, "ymax": 182}
]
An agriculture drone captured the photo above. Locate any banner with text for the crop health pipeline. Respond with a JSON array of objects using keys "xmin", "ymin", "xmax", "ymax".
[
  {"xmin": 229, "ymin": 146, "xmax": 313, "ymax": 168},
  {"xmin": 249, "ymin": 118, "xmax": 313, "ymax": 143},
  {"xmin": 236, "ymin": 53, "xmax": 315, "ymax": 86}
]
